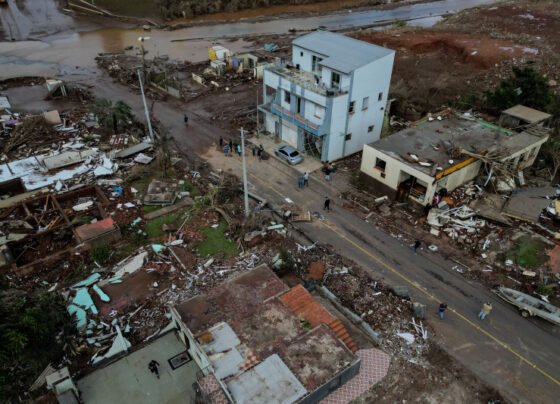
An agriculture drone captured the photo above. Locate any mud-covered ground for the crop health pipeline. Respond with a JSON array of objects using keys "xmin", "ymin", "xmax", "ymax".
[{"xmin": 355, "ymin": 0, "xmax": 560, "ymax": 119}]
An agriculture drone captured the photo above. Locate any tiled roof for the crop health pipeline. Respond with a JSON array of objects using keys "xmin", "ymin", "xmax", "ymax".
[{"xmin": 280, "ymin": 285, "xmax": 357, "ymax": 353}]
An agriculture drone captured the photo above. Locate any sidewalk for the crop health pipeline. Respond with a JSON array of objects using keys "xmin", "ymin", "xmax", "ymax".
[{"xmin": 247, "ymin": 134, "xmax": 323, "ymax": 175}]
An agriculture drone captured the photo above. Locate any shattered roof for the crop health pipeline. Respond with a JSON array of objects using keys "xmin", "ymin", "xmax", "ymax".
[
  {"xmin": 502, "ymin": 186, "xmax": 556, "ymax": 223},
  {"xmin": 175, "ymin": 264, "xmax": 358, "ymax": 396},
  {"xmin": 502, "ymin": 105, "xmax": 552, "ymax": 124},
  {"xmin": 369, "ymin": 112, "xmax": 549, "ymax": 176},
  {"xmin": 293, "ymin": 30, "xmax": 394, "ymax": 74}
]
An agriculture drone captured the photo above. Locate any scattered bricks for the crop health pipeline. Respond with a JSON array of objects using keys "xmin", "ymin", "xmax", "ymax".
[{"xmin": 307, "ymin": 261, "xmax": 327, "ymax": 282}]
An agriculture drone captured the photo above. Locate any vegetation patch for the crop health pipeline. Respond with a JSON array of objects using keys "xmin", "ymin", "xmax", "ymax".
[
  {"xmin": 195, "ymin": 222, "xmax": 239, "ymax": 258},
  {"xmin": 505, "ymin": 235, "xmax": 548, "ymax": 269}
]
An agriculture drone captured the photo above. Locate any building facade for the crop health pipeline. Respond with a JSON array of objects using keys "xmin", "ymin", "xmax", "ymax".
[{"xmin": 259, "ymin": 30, "xmax": 395, "ymax": 162}]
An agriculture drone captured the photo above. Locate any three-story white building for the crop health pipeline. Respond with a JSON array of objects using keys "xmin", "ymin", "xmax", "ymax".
[{"xmin": 259, "ymin": 30, "xmax": 395, "ymax": 162}]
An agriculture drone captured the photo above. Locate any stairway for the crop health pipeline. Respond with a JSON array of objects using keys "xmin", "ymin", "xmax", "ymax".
[{"xmin": 328, "ymin": 319, "xmax": 358, "ymax": 353}]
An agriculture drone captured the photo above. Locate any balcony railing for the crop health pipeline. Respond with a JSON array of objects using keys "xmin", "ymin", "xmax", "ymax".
[
  {"xmin": 264, "ymin": 103, "xmax": 324, "ymax": 136},
  {"xmin": 267, "ymin": 65, "xmax": 349, "ymax": 97}
]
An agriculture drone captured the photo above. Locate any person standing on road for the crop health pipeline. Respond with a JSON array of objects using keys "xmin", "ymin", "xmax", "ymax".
[
  {"xmin": 323, "ymin": 197, "xmax": 331, "ymax": 211},
  {"xmin": 297, "ymin": 175, "xmax": 304, "ymax": 189},
  {"xmin": 219, "ymin": 137, "xmax": 223, "ymax": 147},
  {"xmin": 148, "ymin": 360, "xmax": 161, "ymax": 379},
  {"xmin": 438, "ymin": 302, "xmax": 448, "ymax": 319},
  {"xmin": 223, "ymin": 144, "xmax": 230, "ymax": 156},
  {"xmin": 183, "ymin": 113, "xmax": 188, "ymax": 125},
  {"xmin": 303, "ymin": 172, "xmax": 309, "ymax": 187},
  {"xmin": 324, "ymin": 166, "xmax": 331, "ymax": 182},
  {"xmin": 478, "ymin": 302, "xmax": 492, "ymax": 320},
  {"xmin": 252, "ymin": 145, "xmax": 256, "ymax": 157},
  {"xmin": 229, "ymin": 139, "xmax": 233, "ymax": 151},
  {"xmin": 236, "ymin": 144, "xmax": 242, "ymax": 157},
  {"xmin": 413, "ymin": 239, "xmax": 421, "ymax": 254}
]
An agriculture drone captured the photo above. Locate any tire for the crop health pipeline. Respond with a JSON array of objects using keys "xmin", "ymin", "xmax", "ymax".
[{"xmin": 521, "ymin": 310, "xmax": 530, "ymax": 318}]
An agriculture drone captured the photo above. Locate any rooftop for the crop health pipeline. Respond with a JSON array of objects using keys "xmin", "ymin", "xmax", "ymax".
[
  {"xmin": 77, "ymin": 331, "xmax": 200, "ymax": 404},
  {"xmin": 293, "ymin": 31, "xmax": 394, "ymax": 74},
  {"xmin": 369, "ymin": 112, "xmax": 549, "ymax": 176},
  {"xmin": 502, "ymin": 104, "xmax": 552, "ymax": 124},
  {"xmin": 175, "ymin": 264, "xmax": 358, "ymax": 401}
]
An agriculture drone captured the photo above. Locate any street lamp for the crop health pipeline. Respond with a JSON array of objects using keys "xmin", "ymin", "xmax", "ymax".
[{"xmin": 138, "ymin": 36, "xmax": 151, "ymax": 84}]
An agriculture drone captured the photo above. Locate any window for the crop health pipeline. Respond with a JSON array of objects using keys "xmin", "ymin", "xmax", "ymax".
[
  {"xmin": 314, "ymin": 104, "xmax": 323, "ymax": 119},
  {"xmin": 312, "ymin": 55, "xmax": 323, "ymax": 72},
  {"xmin": 296, "ymin": 96, "xmax": 302, "ymax": 114},
  {"xmin": 345, "ymin": 133, "xmax": 352, "ymax": 141},
  {"xmin": 362, "ymin": 96, "xmax": 369, "ymax": 110},
  {"xmin": 349, "ymin": 101, "xmax": 355, "ymax": 114},
  {"xmin": 300, "ymin": 51, "xmax": 304, "ymax": 57},
  {"xmin": 331, "ymin": 72, "xmax": 341, "ymax": 89},
  {"xmin": 378, "ymin": 92, "xmax": 383, "ymax": 101},
  {"xmin": 284, "ymin": 91, "xmax": 291, "ymax": 104},
  {"xmin": 375, "ymin": 158, "xmax": 386, "ymax": 172},
  {"xmin": 368, "ymin": 125, "xmax": 374, "ymax": 133}
]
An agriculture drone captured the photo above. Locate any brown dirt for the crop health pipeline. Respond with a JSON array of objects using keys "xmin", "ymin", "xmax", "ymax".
[
  {"xmin": 353, "ymin": 0, "xmax": 560, "ymax": 119},
  {"xmin": 358, "ymin": 344, "xmax": 502, "ymax": 403}
]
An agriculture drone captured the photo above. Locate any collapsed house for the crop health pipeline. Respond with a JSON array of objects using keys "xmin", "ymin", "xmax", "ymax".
[
  {"xmin": 57, "ymin": 264, "xmax": 369, "ymax": 404},
  {"xmin": 360, "ymin": 110, "xmax": 550, "ymax": 206},
  {"xmin": 170, "ymin": 264, "xmax": 361, "ymax": 403},
  {"xmin": 259, "ymin": 30, "xmax": 395, "ymax": 161}
]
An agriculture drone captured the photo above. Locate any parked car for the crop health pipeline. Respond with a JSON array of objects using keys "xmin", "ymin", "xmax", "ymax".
[{"xmin": 274, "ymin": 145, "xmax": 303, "ymax": 165}]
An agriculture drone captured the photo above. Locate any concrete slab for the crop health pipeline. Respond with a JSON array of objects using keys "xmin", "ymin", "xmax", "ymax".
[
  {"xmin": 248, "ymin": 135, "xmax": 323, "ymax": 174},
  {"xmin": 77, "ymin": 331, "xmax": 199, "ymax": 404},
  {"xmin": 502, "ymin": 187, "xmax": 556, "ymax": 223}
]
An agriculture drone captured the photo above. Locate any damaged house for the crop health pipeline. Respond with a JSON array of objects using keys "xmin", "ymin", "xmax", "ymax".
[
  {"xmin": 360, "ymin": 110, "xmax": 550, "ymax": 206},
  {"xmin": 259, "ymin": 30, "xmax": 395, "ymax": 162}
]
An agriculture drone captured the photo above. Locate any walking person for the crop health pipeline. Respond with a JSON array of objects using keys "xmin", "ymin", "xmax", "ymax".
[
  {"xmin": 303, "ymin": 172, "xmax": 309, "ymax": 187},
  {"xmin": 437, "ymin": 302, "xmax": 448, "ymax": 320},
  {"xmin": 478, "ymin": 302, "xmax": 492, "ymax": 320},
  {"xmin": 413, "ymin": 239, "xmax": 421, "ymax": 254},
  {"xmin": 297, "ymin": 175, "xmax": 304, "ymax": 189},
  {"xmin": 258, "ymin": 145, "xmax": 264, "ymax": 161},
  {"xmin": 236, "ymin": 144, "xmax": 242, "ymax": 157},
  {"xmin": 323, "ymin": 197, "xmax": 331, "ymax": 211},
  {"xmin": 148, "ymin": 360, "xmax": 161, "ymax": 379},
  {"xmin": 252, "ymin": 145, "xmax": 256, "ymax": 157},
  {"xmin": 183, "ymin": 113, "xmax": 188, "ymax": 125},
  {"xmin": 229, "ymin": 139, "xmax": 233, "ymax": 151},
  {"xmin": 223, "ymin": 144, "xmax": 230, "ymax": 156},
  {"xmin": 219, "ymin": 137, "xmax": 223, "ymax": 147}
]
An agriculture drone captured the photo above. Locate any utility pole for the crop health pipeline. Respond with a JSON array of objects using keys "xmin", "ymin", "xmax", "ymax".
[
  {"xmin": 240, "ymin": 127, "xmax": 250, "ymax": 217},
  {"xmin": 138, "ymin": 36, "xmax": 150, "ymax": 85},
  {"xmin": 256, "ymin": 80, "xmax": 260, "ymax": 138},
  {"xmin": 137, "ymin": 68, "xmax": 155, "ymax": 142}
]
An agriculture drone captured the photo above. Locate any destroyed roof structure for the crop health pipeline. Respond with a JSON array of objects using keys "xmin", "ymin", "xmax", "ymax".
[
  {"xmin": 499, "ymin": 104, "xmax": 552, "ymax": 128},
  {"xmin": 170, "ymin": 264, "xmax": 360, "ymax": 404},
  {"xmin": 360, "ymin": 110, "xmax": 550, "ymax": 206}
]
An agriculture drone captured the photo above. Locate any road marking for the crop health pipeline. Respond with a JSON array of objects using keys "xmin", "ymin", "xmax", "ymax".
[
  {"xmin": 320, "ymin": 220, "xmax": 560, "ymax": 388},
  {"xmin": 247, "ymin": 174, "xmax": 560, "ymax": 388}
]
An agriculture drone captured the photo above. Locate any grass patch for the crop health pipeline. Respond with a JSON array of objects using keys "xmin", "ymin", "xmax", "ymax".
[
  {"xmin": 505, "ymin": 235, "xmax": 548, "ymax": 269},
  {"xmin": 145, "ymin": 212, "xmax": 182, "ymax": 240},
  {"xmin": 142, "ymin": 205, "xmax": 163, "ymax": 214},
  {"xmin": 180, "ymin": 180, "xmax": 201, "ymax": 197},
  {"xmin": 195, "ymin": 222, "xmax": 239, "ymax": 258}
]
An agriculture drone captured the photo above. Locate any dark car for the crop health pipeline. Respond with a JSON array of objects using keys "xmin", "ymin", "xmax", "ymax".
[{"xmin": 274, "ymin": 145, "xmax": 304, "ymax": 165}]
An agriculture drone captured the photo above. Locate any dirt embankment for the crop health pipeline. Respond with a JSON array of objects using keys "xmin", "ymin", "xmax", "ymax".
[
  {"xmin": 96, "ymin": 0, "xmax": 407, "ymax": 20},
  {"xmin": 355, "ymin": 0, "xmax": 560, "ymax": 120}
]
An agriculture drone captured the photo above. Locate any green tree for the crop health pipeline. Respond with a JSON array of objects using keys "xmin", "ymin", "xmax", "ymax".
[
  {"xmin": 94, "ymin": 98, "xmax": 133, "ymax": 134},
  {"xmin": 485, "ymin": 66, "xmax": 553, "ymax": 113}
]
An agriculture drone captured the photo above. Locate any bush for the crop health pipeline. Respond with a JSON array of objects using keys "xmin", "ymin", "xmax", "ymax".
[{"xmin": 91, "ymin": 244, "xmax": 111, "ymax": 265}]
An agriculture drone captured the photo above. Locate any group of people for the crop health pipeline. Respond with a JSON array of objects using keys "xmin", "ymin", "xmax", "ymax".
[
  {"xmin": 436, "ymin": 301, "xmax": 493, "ymax": 320},
  {"xmin": 219, "ymin": 137, "xmax": 264, "ymax": 159}
]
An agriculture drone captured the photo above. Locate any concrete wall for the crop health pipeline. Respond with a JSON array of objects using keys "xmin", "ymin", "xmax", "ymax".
[
  {"xmin": 170, "ymin": 309, "xmax": 212, "ymax": 373},
  {"xmin": 343, "ymin": 53, "xmax": 395, "ymax": 157},
  {"xmin": 501, "ymin": 137, "xmax": 548, "ymax": 170},
  {"xmin": 361, "ymin": 144, "xmax": 480, "ymax": 205},
  {"xmin": 299, "ymin": 359, "xmax": 361, "ymax": 404},
  {"xmin": 324, "ymin": 94, "xmax": 350, "ymax": 161}
]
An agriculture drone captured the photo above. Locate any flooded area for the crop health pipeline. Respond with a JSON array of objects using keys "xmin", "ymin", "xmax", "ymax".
[{"xmin": 0, "ymin": 0, "xmax": 498, "ymax": 80}]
